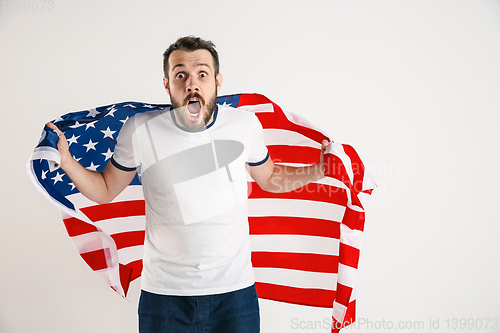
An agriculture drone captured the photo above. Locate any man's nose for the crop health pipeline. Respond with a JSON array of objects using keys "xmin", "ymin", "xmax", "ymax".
[{"xmin": 186, "ymin": 76, "xmax": 200, "ymax": 92}]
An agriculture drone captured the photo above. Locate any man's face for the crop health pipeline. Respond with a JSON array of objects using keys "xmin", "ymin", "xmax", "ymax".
[{"xmin": 164, "ymin": 49, "xmax": 223, "ymax": 131}]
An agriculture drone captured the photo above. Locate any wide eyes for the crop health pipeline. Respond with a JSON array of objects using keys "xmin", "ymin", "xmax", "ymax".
[{"xmin": 175, "ymin": 72, "xmax": 208, "ymax": 79}]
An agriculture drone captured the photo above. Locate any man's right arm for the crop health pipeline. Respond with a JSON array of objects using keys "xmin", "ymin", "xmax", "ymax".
[{"xmin": 47, "ymin": 122, "xmax": 137, "ymax": 204}]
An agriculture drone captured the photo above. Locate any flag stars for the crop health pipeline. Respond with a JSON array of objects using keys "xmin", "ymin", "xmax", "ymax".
[
  {"xmin": 86, "ymin": 108, "xmax": 100, "ymax": 118},
  {"xmin": 86, "ymin": 162, "xmax": 100, "ymax": 171},
  {"xmin": 102, "ymin": 148, "xmax": 113, "ymax": 161},
  {"xmin": 85, "ymin": 120, "xmax": 98, "ymax": 130},
  {"xmin": 68, "ymin": 182, "xmax": 76, "ymax": 191},
  {"xmin": 67, "ymin": 134, "xmax": 80, "ymax": 146},
  {"xmin": 69, "ymin": 121, "xmax": 85, "ymax": 129},
  {"xmin": 120, "ymin": 116, "xmax": 129, "ymax": 124},
  {"xmin": 106, "ymin": 108, "xmax": 117, "ymax": 117},
  {"xmin": 41, "ymin": 170, "xmax": 48, "ymax": 180},
  {"xmin": 101, "ymin": 127, "xmax": 116, "ymax": 139},
  {"xmin": 83, "ymin": 139, "xmax": 98, "ymax": 152},
  {"xmin": 51, "ymin": 172, "xmax": 64, "ymax": 185}
]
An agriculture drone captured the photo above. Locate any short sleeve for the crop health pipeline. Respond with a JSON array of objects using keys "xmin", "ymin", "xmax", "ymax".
[
  {"xmin": 111, "ymin": 116, "xmax": 139, "ymax": 171},
  {"xmin": 246, "ymin": 114, "xmax": 269, "ymax": 166}
]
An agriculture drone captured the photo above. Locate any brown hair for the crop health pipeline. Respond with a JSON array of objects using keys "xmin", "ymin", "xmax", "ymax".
[{"xmin": 163, "ymin": 36, "xmax": 220, "ymax": 78}]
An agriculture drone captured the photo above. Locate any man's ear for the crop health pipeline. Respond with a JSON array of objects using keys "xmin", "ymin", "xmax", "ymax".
[
  {"xmin": 163, "ymin": 76, "xmax": 169, "ymax": 94},
  {"xmin": 216, "ymin": 73, "xmax": 223, "ymax": 93}
]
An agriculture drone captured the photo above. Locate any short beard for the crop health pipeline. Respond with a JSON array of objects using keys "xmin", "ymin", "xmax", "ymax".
[{"xmin": 170, "ymin": 90, "xmax": 218, "ymax": 128}]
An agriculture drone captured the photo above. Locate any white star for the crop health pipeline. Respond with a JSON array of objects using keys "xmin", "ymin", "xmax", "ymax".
[
  {"xmin": 83, "ymin": 139, "xmax": 98, "ymax": 152},
  {"xmin": 85, "ymin": 120, "xmax": 97, "ymax": 130},
  {"xmin": 68, "ymin": 182, "xmax": 76, "ymax": 191},
  {"xmin": 106, "ymin": 108, "xmax": 117, "ymax": 117},
  {"xmin": 67, "ymin": 134, "xmax": 80, "ymax": 146},
  {"xmin": 143, "ymin": 104, "xmax": 154, "ymax": 108},
  {"xmin": 41, "ymin": 170, "xmax": 48, "ymax": 180},
  {"xmin": 87, "ymin": 108, "xmax": 100, "ymax": 118},
  {"xmin": 124, "ymin": 104, "xmax": 136, "ymax": 108},
  {"xmin": 120, "ymin": 116, "xmax": 129, "ymax": 124},
  {"xmin": 51, "ymin": 172, "xmax": 64, "ymax": 185},
  {"xmin": 218, "ymin": 101, "xmax": 232, "ymax": 107},
  {"xmin": 69, "ymin": 121, "xmax": 85, "ymax": 129},
  {"xmin": 102, "ymin": 148, "xmax": 113, "ymax": 161},
  {"xmin": 53, "ymin": 116, "xmax": 64, "ymax": 123},
  {"xmin": 73, "ymin": 155, "xmax": 82, "ymax": 162},
  {"xmin": 101, "ymin": 127, "xmax": 116, "ymax": 139},
  {"xmin": 86, "ymin": 162, "xmax": 100, "ymax": 171}
]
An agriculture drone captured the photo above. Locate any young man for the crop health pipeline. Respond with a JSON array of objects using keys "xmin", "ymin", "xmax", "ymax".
[{"xmin": 48, "ymin": 36, "xmax": 329, "ymax": 333}]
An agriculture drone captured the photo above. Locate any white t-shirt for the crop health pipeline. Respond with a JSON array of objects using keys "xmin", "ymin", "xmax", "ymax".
[{"xmin": 111, "ymin": 104, "xmax": 269, "ymax": 295}]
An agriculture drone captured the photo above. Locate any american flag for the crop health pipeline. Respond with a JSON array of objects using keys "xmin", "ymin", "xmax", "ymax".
[{"xmin": 27, "ymin": 93, "xmax": 375, "ymax": 332}]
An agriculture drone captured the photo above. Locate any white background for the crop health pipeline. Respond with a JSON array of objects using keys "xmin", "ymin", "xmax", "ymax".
[{"xmin": 1, "ymin": 1, "xmax": 499, "ymax": 332}]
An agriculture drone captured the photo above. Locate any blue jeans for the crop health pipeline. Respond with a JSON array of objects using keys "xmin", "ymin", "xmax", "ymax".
[{"xmin": 138, "ymin": 284, "xmax": 260, "ymax": 333}]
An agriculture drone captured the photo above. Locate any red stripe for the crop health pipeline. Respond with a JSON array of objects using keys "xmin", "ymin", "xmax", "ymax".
[
  {"xmin": 124, "ymin": 259, "xmax": 143, "ymax": 282},
  {"xmin": 117, "ymin": 260, "xmax": 144, "ymax": 296},
  {"xmin": 80, "ymin": 200, "xmax": 145, "ymax": 222},
  {"xmin": 64, "ymin": 217, "xmax": 98, "ymax": 237},
  {"xmin": 249, "ymin": 216, "xmax": 340, "ymax": 238},
  {"xmin": 341, "ymin": 207, "xmax": 365, "ymax": 232},
  {"xmin": 334, "ymin": 283, "xmax": 352, "ymax": 306},
  {"xmin": 117, "ymin": 263, "xmax": 133, "ymax": 296},
  {"xmin": 110, "ymin": 230, "xmax": 145, "ymax": 250},
  {"xmin": 268, "ymin": 145, "xmax": 320, "ymax": 164},
  {"xmin": 255, "ymin": 282, "xmax": 335, "ymax": 308},
  {"xmin": 339, "ymin": 243, "xmax": 360, "ymax": 269},
  {"xmin": 249, "ymin": 182, "xmax": 348, "ymax": 206},
  {"xmin": 252, "ymin": 252, "xmax": 338, "ymax": 273},
  {"xmin": 238, "ymin": 93, "xmax": 275, "ymax": 107},
  {"xmin": 80, "ymin": 249, "xmax": 109, "ymax": 271}
]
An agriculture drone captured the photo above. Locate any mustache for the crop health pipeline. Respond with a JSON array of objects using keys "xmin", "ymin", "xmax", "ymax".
[{"xmin": 183, "ymin": 93, "xmax": 206, "ymax": 106}]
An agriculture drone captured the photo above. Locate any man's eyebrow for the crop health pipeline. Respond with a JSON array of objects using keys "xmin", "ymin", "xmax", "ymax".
[{"xmin": 172, "ymin": 63, "xmax": 211, "ymax": 71}]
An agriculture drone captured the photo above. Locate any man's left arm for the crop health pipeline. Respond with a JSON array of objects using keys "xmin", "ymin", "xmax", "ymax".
[{"xmin": 248, "ymin": 140, "xmax": 330, "ymax": 193}]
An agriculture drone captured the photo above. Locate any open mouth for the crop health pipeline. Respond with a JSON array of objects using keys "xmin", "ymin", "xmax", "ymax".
[{"xmin": 187, "ymin": 100, "xmax": 201, "ymax": 117}]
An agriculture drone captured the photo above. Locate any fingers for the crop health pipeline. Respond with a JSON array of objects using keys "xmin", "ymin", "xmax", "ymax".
[
  {"xmin": 321, "ymin": 139, "xmax": 330, "ymax": 150},
  {"xmin": 46, "ymin": 122, "xmax": 65, "ymax": 138},
  {"xmin": 46, "ymin": 122, "xmax": 60, "ymax": 134}
]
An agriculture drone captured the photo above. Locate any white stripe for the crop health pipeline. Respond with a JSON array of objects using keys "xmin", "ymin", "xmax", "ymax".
[
  {"xmin": 337, "ymin": 263, "xmax": 357, "ymax": 288},
  {"xmin": 283, "ymin": 110, "xmax": 330, "ymax": 138},
  {"xmin": 95, "ymin": 216, "xmax": 146, "ymax": 235},
  {"xmin": 70, "ymin": 231, "xmax": 114, "ymax": 255},
  {"xmin": 332, "ymin": 302, "xmax": 347, "ymax": 323},
  {"xmin": 237, "ymin": 103, "xmax": 274, "ymax": 113},
  {"xmin": 362, "ymin": 169, "xmax": 376, "ymax": 192},
  {"xmin": 331, "ymin": 143, "xmax": 354, "ymax": 185},
  {"xmin": 340, "ymin": 224, "xmax": 363, "ymax": 250},
  {"xmin": 263, "ymin": 129, "xmax": 320, "ymax": 149},
  {"xmin": 117, "ymin": 245, "xmax": 144, "ymax": 265},
  {"xmin": 93, "ymin": 266, "xmax": 124, "ymax": 297},
  {"xmin": 254, "ymin": 267, "xmax": 337, "ymax": 291},
  {"xmin": 248, "ymin": 198, "xmax": 346, "ymax": 222},
  {"xmin": 250, "ymin": 235, "xmax": 339, "ymax": 256},
  {"xmin": 65, "ymin": 185, "xmax": 144, "ymax": 209}
]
